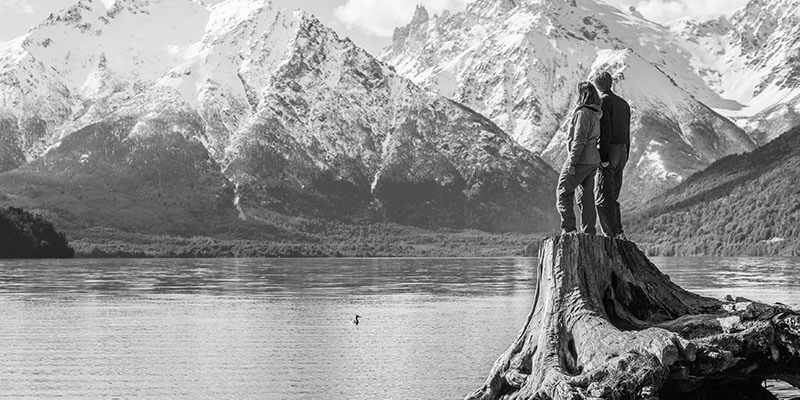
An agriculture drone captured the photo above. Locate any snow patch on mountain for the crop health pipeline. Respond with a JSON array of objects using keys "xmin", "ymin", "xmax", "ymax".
[
  {"xmin": 670, "ymin": 0, "xmax": 800, "ymax": 143},
  {"xmin": 383, "ymin": 0, "xmax": 755, "ymax": 204},
  {"xmin": 0, "ymin": 0, "xmax": 560, "ymax": 232}
]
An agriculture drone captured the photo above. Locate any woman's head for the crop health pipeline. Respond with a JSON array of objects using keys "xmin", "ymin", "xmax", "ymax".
[{"xmin": 576, "ymin": 81, "xmax": 600, "ymax": 107}]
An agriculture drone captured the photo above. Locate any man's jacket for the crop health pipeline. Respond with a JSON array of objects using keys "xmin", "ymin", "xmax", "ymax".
[{"xmin": 598, "ymin": 90, "xmax": 631, "ymax": 162}]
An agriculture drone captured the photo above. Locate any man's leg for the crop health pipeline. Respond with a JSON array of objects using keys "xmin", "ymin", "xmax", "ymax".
[
  {"xmin": 609, "ymin": 145, "xmax": 628, "ymax": 235},
  {"xmin": 613, "ymin": 167, "xmax": 624, "ymax": 234},
  {"xmin": 576, "ymin": 164, "xmax": 597, "ymax": 234},
  {"xmin": 556, "ymin": 164, "xmax": 579, "ymax": 233},
  {"xmin": 594, "ymin": 165, "xmax": 617, "ymax": 236}
]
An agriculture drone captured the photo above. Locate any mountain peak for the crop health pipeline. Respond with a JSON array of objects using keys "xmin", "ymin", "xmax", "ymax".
[
  {"xmin": 411, "ymin": 4, "xmax": 430, "ymax": 24},
  {"xmin": 0, "ymin": 0, "xmax": 562, "ymax": 236},
  {"xmin": 382, "ymin": 0, "xmax": 758, "ymax": 205},
  {"xmin": 392, "ymin": 4, "xmax": 431, "ymax": 43},
  {"xmin": 667, "ymin": 0, "xmax": 800, "ymax": 143}
]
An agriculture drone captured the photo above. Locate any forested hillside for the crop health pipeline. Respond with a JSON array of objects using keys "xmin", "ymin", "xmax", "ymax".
[
  {"xmin": 0, "ymin": 207, "xmax": 74, "ymax": 258},
  {"xmin": 631, "ymin": 126, "xmax": 800, "ymax": 256}
]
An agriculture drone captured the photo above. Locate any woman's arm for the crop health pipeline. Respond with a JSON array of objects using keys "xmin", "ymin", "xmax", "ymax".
[{"xmin": 567, "ymin": 109, "xmax": 591, "ymax": 170}]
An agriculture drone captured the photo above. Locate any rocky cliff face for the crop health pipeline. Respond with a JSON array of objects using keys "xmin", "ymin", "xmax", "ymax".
[
  {"xmin": 670, "ymin": 0, "xmax": 800, "ymax": 144},
  {"xmin": 383, "ymin": 0, "xmax": 760, "ymax": 204},
  {"xmin": 0, "ymin": 0, "xmax": 558, "ymax": 234}
]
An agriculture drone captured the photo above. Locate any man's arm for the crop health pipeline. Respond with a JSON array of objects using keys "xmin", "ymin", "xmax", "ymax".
[
  {"xmin": 622, "ymin": 98, "xmax": 631, "ymax": 157},
  {"xmin": 599, "ymin": 99, "xmax": 613, "ymax": 162}
]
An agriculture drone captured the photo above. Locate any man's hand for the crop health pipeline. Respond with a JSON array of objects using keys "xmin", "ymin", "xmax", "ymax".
[{"xmin": 567, "ymin": 165, "xmax": 576, "ymax": 175}]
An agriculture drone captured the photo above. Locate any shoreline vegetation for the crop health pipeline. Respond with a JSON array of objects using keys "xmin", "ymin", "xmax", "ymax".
[
  {"xmin": 3, "ymin": 210, "xmax": 798, "ymax": 259},
  {"xmin": 65, "ymin": 229, "xmax": 800, "ymax": 258},
  {"xmin": 71, "ymin": 237, "xmax": 800, "ymax": 259},
  {"xmin": 69, "ymin": 225, "xmax": 542, "ymax": 258},
  {"xmin": 3, "ymin": 204, "xmax": 799, "ymax": 259},
  {"xmin": 0, "ymin": 207, "xmax": 74, "ymax": 258},
  {"xmin": 69, "ymin": 229, "xmax": 800, "ymax": 258}
]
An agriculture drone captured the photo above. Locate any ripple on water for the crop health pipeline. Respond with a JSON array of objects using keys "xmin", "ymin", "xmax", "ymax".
[{"xmin": 0, "ymin": 257, "xmax": 798, "ymax": 399}]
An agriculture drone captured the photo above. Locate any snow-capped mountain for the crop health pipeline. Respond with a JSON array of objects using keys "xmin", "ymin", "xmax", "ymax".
[
  {"xmin": 670, "ymin": 0, "xmax": 800, "ymax": 144},
  {"xmin": 383, "ymin": 0, "xmax": 761, "ymax": 204},
  {"xmin": 0, "ymin": 0, "xmax": 559, "ymax": 234},
  {"xmin": 0, "ymin": 0, "xmax": 207, "ymax": 163}
]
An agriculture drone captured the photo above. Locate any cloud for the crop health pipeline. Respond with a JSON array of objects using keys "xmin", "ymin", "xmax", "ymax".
[
  {"xmin": 634, "ymin": 0, "xmax": 748, "ymax": 23},
  {"xmin": 0, "ymin": 0, "xmax": 34, "ymax": 13},
  {"xmin": 333, "ymin": 0, "xmax": 469, "ymax": 37}
]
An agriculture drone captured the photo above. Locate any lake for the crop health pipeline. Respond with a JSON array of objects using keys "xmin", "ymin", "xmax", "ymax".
[{"xmin": 0, "ymin": 257, "xmax": 798, "ymax": 399}]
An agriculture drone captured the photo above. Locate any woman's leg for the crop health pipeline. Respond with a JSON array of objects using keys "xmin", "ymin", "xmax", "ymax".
[
  {"xmin": 556, "ymin": 165, "xmax": 580, "ymax": 233},
  {"xmin": 576, "ymin": 165, "xmax": 597, "ymax": 234}
]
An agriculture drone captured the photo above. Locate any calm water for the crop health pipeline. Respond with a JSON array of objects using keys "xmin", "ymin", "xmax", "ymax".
[{"xmin": 0, "ymin": 257, "xmax": 798, "ymax": 399}]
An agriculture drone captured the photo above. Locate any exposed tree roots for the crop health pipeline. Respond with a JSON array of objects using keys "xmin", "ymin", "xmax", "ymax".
[{"xmin": 467, "ymin": 234, "xmax": 800, "ymax": 400}]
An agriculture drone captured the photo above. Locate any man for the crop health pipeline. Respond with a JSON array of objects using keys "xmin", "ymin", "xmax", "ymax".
[{"xmin": 592, "ymin": 71, "xmax": 631, "ymax": 240}]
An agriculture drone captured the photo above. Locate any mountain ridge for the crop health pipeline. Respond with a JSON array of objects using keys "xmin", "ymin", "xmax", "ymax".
[
  {"xmin": 631, "ymin": 125, "xmax": 800, "ymax": 256},
  {"xmin": 0, "ymin": 0, "xmax": 560, "ymax": 246},
  {"xmin": 382, "ymin": 0, "xmax": 760, "ymax": 205},
  {"xmin": 669, "ymin": 0, "xmax": 800, "ymax": 144}
]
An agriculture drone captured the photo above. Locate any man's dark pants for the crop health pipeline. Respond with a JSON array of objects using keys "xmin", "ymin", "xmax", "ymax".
[
  {"xmin": 595, "ymin": 144, "xmax": 628, "ymax": 236},
  {"xmin": 556, "ymin": 163, "xmax": 598, "ymax": 234}
]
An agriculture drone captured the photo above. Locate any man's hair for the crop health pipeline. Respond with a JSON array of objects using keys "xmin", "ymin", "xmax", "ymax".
[
  {"xmin": 576, "ymin": 81, "xmax": 600, "ymax": 107},
  {"xmin": 593, "ymin": 71, "xmax": 613, "ymax": 93}
]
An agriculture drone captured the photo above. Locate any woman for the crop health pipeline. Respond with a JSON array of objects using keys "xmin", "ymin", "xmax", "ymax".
[{"xmin": 556, "ymin": 82, "xmax": 602, "ymax": 234}]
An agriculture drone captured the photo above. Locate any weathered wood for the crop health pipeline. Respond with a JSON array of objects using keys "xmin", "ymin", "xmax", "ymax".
[{"xmin": 467, "ymin": 234, "xmax": 800, "ymax": 400}]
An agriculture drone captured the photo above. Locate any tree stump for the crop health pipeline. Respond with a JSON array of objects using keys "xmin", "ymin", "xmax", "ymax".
[{"xmin": 467, "ymin": 234, "xmax": 800, "ymax": 400}]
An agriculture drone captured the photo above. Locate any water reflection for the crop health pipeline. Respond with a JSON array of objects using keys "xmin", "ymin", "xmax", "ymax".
[
  {"xmin": 0, "ymin": 257, "xmax": 797, "ymax": 399},
  {"xmin": 0, "ymin": 258, "xmax": 537, "ymax": 298},
  {"xmin": 0, "ymin": 258, "xmax": 539, "ymax": 399},
  {"xmin": 653, "ymin": 257, "xmax": 800, "ymax": 307}
]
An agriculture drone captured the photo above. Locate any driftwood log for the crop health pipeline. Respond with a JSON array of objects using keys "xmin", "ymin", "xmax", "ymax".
[{"xmin": 468, "ymin": 234, "xmax": 800, "ymax": 400}]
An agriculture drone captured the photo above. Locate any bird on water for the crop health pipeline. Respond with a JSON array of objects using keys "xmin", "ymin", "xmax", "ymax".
[{"xmin": 352, "ymin": 315, "xmax": 361, "ymax": 326}]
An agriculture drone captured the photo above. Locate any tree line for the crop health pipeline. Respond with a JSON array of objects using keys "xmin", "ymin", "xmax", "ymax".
[{"xmin": 0, "ymin": 207, "xmax": 74, "ymax": 258}]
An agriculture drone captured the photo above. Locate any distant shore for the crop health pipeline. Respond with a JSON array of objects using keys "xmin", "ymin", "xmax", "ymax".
[
  {"xmin": 68, "ymin": 225, "xmax": 542, "ymax": 259},
  {"xmin": 69, "ymin": 228, "xmax": 800, "ymax": 259}
]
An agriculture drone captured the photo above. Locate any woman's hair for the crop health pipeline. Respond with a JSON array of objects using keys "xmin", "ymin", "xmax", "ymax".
[{"xmin": 575, "ymin": 81, "xmax": 600, "ymax": 107}]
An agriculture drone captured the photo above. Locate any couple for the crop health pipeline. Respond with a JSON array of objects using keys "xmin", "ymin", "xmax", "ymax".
[{"xmin": 556, "ymin": 71, "xmax": 630, "ymax": 239}]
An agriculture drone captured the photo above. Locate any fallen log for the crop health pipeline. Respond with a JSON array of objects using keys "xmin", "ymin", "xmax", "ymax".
[{"xmin": 467, "ymin": 234, "xmax": 800, "ymax": 400}]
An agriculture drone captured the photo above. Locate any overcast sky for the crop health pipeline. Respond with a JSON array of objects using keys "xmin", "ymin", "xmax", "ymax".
[{"xmin": 0, "ymin": 0, "xmax": 750, "ymax": 54}]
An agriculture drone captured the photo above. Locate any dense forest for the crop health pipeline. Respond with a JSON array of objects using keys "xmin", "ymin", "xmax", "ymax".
[
  {"xmin": 72, "ymin": 223, "xmax": 539, "ymax": 258},
  {"xmin": 0, "ymin": 207, "xmax": 75, "ymax": 258},
  {"xmin": 631, "ymin": 126, "xmax": 800, "ymax": 256}
]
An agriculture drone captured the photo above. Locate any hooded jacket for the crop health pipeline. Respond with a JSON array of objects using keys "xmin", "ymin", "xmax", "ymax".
[{"xmin": 567, "ymin": 104, "xmax": 602, "ymax": 167}]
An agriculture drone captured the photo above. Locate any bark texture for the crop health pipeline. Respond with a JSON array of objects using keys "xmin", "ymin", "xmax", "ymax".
[{"xmin": 467, "ymin": 234, "xmax": 800, "ymax": 400}]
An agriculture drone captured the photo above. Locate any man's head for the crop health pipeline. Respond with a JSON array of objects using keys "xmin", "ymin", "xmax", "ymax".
[{"xmin": 592, "ymin": 71, "xmax": 613, "ymax": 94}]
